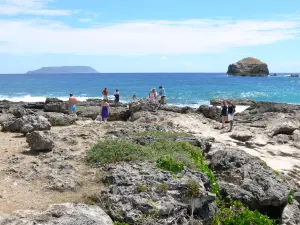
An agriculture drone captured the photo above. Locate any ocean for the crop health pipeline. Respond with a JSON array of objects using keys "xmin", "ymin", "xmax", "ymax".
[{"xmin": 0, "ymin": 73, "xmax": 300, "ymax": 107}]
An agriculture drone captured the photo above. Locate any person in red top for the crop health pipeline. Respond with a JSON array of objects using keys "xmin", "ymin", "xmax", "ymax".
[{"xmin": 102, "ymin": 88, "xmax": 108, "ymax": 100}]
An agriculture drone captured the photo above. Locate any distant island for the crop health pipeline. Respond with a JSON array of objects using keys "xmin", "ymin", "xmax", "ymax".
[{"xmin": 26, "ymin": 66, "xmax": 99, "ymax": 74}]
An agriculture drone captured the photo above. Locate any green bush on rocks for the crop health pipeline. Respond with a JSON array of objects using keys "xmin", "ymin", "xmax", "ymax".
[{"xmin": 211, "ymin": 201, "xmax": 276, "ymax": 225}]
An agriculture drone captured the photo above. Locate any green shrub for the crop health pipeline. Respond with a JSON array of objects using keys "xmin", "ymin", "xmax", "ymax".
[
  {"xmin": 288, "ymin": 189, "xmax": 294, "ymax": 204},
  {"xmin": 87, "ymin": 138, "xmax": 219, "ymax": 194},
  {"xmin": 156, "ymin": 183, "xmax": 169, "ymax": 195},
  {"xmin": 156, "ymin": 155, "xmax": 185, "ymax": 173},
  {"xmin": 87, "ymin": 140, "xmax": 147, "ymax": 164},
  {"xmin": 211, "ymin": 201, "xmax": 276, "ymax": 225},
  {"xmin": 134, "ymin": 130, "xmax": 190, "ymax": 138},
  {"xmin": 113, "ymin": 222, "xmax": 129, "ymax": 225},
  {"xmin": 186, "ymin": 179, "xmax": 200, "ymax": 197},
  {"xmin": 136, "ymin": 184, "xmax": 147, "ymax": 193}
]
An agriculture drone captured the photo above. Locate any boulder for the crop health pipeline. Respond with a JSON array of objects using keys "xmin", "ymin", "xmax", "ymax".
[
  {"xmin": 269, "ymin": 121, "xmax": 298, "ymax": 136},
  {"xmin": 129, "ymin": 99, "xmax": 158, "ymax": 114},
  {"xmin": 210, "ymin": 98, "xmax": 256, "ymax": 106},
  {"xmin": 230, "ymin": 131, "xmax": 253, "ymax": 142},
  {"xmin": 45, "ymin": 97, "xmax": 63, "ymax": 104},
  {"xmin": 2, "ymin": 115, "xmax": 51, "ymax": 134},
  {"xmin": 100, "ymin": 161, "xmax": 217, "ymax": 225},
  {"xmin": 227, "ymin": 57, "xmax": 269, "ymax": 76},
  {"xmin": 44, "ymin": 102, "xmax": 67, "ymax": 113},
  {"xmin": 43, "ymin": 112, "xmax": 77, "ymax": 126},
  {"xmin": 197, "ymin": 105, "xmax": 221, "ymax": 121},
  {"xmin": 76, "ymin": 106, "xmax": 100, "ymax": 120},
  {"xmin": 130, "ymin": 111, "xmax": 158, "ymax": 123},
  {"xmin": 0, "ymin": 203, "xmax": 113, "ymax": 225},
  {"xmin": 281, "ymin": 201, "xmax": 300, "ymax": 225},
  {"xmin": 26, "ymin": 131, "xmax": 54, "ymax": 151},
  {"xmin": 208, "ymin": 149, "xmax": 290, "ymax": 215},
  {"xmin": 108, "ymin": 107, "xmax": 131, "ymax": 121}
]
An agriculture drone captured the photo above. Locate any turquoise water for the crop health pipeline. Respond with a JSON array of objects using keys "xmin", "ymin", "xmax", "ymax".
[{"xmin": 0, "ymin": 73, "xmax": 299, "ymax": 106}]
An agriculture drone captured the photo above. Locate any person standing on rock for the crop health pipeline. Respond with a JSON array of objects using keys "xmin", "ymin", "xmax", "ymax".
[
  {"xmin": 220, "ymin": 101, "xmax": 228, "ymax": 129},
  {"xmin": 114, "ymin": 89, "xmax": 120, "ymax": 106},
  {"xmin": 102, "ymin": 88, "xmax": 108, "ymax": 100},
  {"xmin": 158, "ymin": 86, "xmax": 166, "ymax": 107},
  {"xmin": 68, "ymin": 93, "xmax": 77, "ymax": 114},
  {"xmin": 149, "ymin": 88, "xmax": 157, "ymax": 101},
  {"xmin": 101, "ymin": 99, "xmax": 110, "ymax": 122},
  {"xmin": 227, "ymin": 102, "xmax": 236, "ymax": 132}
]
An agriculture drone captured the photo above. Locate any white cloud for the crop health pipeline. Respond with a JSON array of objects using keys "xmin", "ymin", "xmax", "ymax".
[
  {"xmin": 0, "ymin": 18, "xmax": 299, "ymax": 55},
  {"xmin": 0, "ymin": 0, "xmax": 71, "ymax": 16},
  {"xmin": 79, "ymin": 18, "xmax": 92, "ymax": 23},
  {"xmin": 184, "ymin": 62, "xmax": 193, "ymax": 66},
  {"xmin": 160, "ymin": 56, "xmax": 167, "ymax": 60}
]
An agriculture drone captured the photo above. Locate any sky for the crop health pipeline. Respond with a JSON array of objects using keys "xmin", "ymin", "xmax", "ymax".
[{"xmin": 0, "ymin": 0, "xmax": 300, "ymax": 73}]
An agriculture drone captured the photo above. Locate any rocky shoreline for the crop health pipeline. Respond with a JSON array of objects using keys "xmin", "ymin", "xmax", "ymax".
[{"xmin": 0, "ymin": 98, "xmax": 299, "ymax": 224}]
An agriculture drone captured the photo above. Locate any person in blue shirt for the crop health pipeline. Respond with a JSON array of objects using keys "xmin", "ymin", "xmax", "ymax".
[{"xmin": 158, "ymin": 86, "xmax": 166, "ymax": 106}]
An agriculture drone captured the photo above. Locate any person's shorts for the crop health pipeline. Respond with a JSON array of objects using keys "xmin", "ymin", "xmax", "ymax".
[
  {"xmin": 228, "ymin": 113, "xmax": 234, "ymax": 121},
  {"xmin": 103, "ymin": 95, "xmax": 108, "ymax": 99},
  {"xmin": 70, "ymin": 105, "xmax": 76, "ymax": 111}
]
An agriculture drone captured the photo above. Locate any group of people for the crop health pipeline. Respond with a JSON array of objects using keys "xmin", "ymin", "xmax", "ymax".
[
  {"xmin": 68, "ymin": 86, "xmax": 167, "ymax": 122},
  {"xmin": 220, "ymin": 101, "xmax": 236, "ymax": 132}
]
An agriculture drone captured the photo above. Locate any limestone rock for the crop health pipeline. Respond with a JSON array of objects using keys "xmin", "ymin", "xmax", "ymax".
[
  {"xmin": 210, "ymin": 98, "xmax": 256, "ymax": 106},
  {"xmin": 43, "ymin": 112, "xmax": 77, "ymax": 126},
  {"xmin": 230, "ymin": 131, "xmax": 253, "ymax": 142},
  {"xmin": 197, "ymin": 105, "xmax": 221, "ymax": 121},
  {"xmin": 100, "ymin": 161, "xmax": 217, "ymax": 225},
  {"xmin": 208, "ymin": 149, "xmax": 290, "ymax": 214},
  {"xmin": 227, "ymin": 57, "xmax": 269, "ymax": 76},
  {"xmin": 269, "ymin": 121, "xmax": 298, "ymax": 136},
  {"xmin": 0, "ymin": 203, "xmax": 113, "ymax": 225},
  {"xmin": 2, "ymin": 115, "xmax": 51, "ymax": 134},
  {"xmin": 26, "ymin": 131, "xmax": 54, "ymax": 151},
  {"xmin": 281, "ymin": 200, "xmax": 300, "ymax": 225}
]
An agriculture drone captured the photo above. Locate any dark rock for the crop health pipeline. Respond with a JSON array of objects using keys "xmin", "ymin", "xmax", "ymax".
[
  {"xmin": 45, "ymin": 97, "xmax": 63, "ymax": 104},
  {"xmin": 44, "ymin": 102, "xmax": 68, "ymax": 113},
  {"xmin": 108, "ymin": 107, "xmax": 131, "ymax": 121},
  {"xmin": 208, "ymin": 149, "xmax": 290, "ymax": 215},
  {"xmin": 210, "ymin": 98, "xmax": 256, "ymax": 106},
  {"xmin": 197, "ymin": 105, "xmax": 221, "ymax": 121},
  {"xmin": 2, "ymin": 115, "xmax": 51, "ymax": 134},
  {"xmin": 227, "ymin": 57, "xmax": 269, "ymax": 76},
  {"xmin": 100, "ymin": 161, "xmax": 217, "ymax": 225},
  {"xmin": 0, "ymin": 203, "xmax": 113, "ymax": 225},
  {"xmin": 24, "ymin": 102, "xmax": 45, "ymax": 109},
  {"xmin": 26, "ymin": 131, "xmax": 54, "ymax": 151}
]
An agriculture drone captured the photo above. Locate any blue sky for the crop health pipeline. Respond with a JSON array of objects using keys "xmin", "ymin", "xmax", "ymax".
[{"xmin": 0, "ymin": 0, "xmax": 300, "ymax": 73}]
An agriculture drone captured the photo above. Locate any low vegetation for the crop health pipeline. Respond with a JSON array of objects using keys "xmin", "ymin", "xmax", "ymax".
[
  {"xmin": 113, "ymin": 222, "xmax": 129, "ymax": 225},
  {"xmin": 212, "ymin": 201, "xmax": 277, "ymax": 225},
  {"xmin": 288, "ymin": 189, "xmax": 294, "ymax": 204},
  {"xmin": 87, "ymin": 131, "xmax": 276, "ymax": 224},
  {"xmin": 87, "ymin": 138, "xmax": 218, "ymax": 194},
  {"xmin": 136, "ymin": 184, "xmax": 147, "ymax": 193},
  {"xmin": 156, "ymin": 155, "xmax": 185, "ymax": 173}
]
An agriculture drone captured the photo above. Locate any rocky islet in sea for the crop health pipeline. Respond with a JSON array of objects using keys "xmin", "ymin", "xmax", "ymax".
[{"xmin": 0, "ymin": 98, "xmax": 299, "ymax": 224}]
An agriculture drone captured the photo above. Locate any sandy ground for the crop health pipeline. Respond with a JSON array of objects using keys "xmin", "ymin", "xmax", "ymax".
[{"xmin": 0, "ymin": 113, "xmax": 299, "ymax": 215}]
